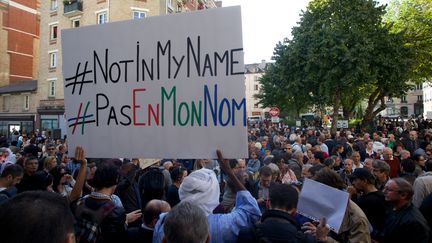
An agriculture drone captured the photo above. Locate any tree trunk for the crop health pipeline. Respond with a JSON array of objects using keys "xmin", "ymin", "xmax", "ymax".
[
  {"xmin": 341, "ymin": 95, "xmax": 358, "ymax": 119},
  {"xmin": 343, "ymin": 108, "xmax": 353, "ymax": 119},
  {"xmin": 295, "ymin": 107, "xmax": 300, "ymax": 119},
  {"xmin": 330, "ymin": 91, "xmax": 341, "ymax": 136},
  {"xmin": 361, "ymin": 88, "xmax": 387, "ymax": 129}
]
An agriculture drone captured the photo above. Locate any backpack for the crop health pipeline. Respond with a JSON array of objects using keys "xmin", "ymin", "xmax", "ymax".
[{"xmin": 74, "ymin": 198, "xmax": 116, "ymax": 243}]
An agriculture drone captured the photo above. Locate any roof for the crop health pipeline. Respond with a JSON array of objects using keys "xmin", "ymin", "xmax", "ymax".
[
  {"xmin": 0, "ymin": 80, "xmax": 37, "ymax": 94},
  {"xmin": 245, "ymin": 61, "xmax": 272, "ymax": 74}
]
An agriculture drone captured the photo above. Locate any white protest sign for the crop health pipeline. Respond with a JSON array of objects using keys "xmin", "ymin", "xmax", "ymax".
[
  {"xmin": 297, "ymin": 179, "xmax": 349, "ymax": 233},
  {"xmin": 61, "ymin": 7, "xmax": 247, "ymax": 159},
  {"xmin": 336, "ymin": 120, "xmax": 349, "ymax": 129},
  {"xmin": 271, "ymin": 117, "xmax": 280, "ymax": 123}
]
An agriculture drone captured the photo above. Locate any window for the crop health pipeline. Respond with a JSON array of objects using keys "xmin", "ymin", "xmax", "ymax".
[
  {"xmin": 254, "ymin": 84, "xmax": 259, "ymax": 91},
  {"xmin": 71, "ymin": 18, "xmax": 80, "ymax": 28},
  {"xmin": 49, "ymin": 23, "xmax": 58, "ymax": 41},
  {"xmin": 97, "ymin": 11, "xmax": 108, "ymax": 24},
  {"xmin": 41, "ymin": 119, "xmax": 59, "ymax": 130},
  {"xmin": 49, "ymin": 51, "xmax": 57, "ymax": 69},
  {"xmin": 254, "ymin": 76, "xmax": 260, "ymax": 81},
  {"xmin": 400, "ymin": 106, "xmax": 408, "ymax": 116},
  {"xmin": 401, "ymin": 96, "xmax": 407, "ymax": 103},
  {"xmin": 24, "ymin": 95, "xmax": 30, "ymax": 110},
  {"xmin": 2, "ymin": 95, "xmax": 9, "ymax": 111},
  {"xmin": 176, "ymin": 3, "xmax": 183, "ymax": 12},
  {"xmin": 50, "ymin": 0, "xmax": 58, "ymax": 10},
  {"xmin": 48, "ymin": 79, "xmax": 56, "ymax": 97},
  {"xmin": 418, "ymin": 95, "xmax": 423, "ymax": 101},
  {"xmin": 254, "ymin": 103, "xmax": 259, "ymax": 108},
  {"xmin": 133, "ymin": 11, "xmax": 146, "ymax": 19},
  {"xmin": 417, "ymin": 84, "xmax": 422, "ymax": 90}
]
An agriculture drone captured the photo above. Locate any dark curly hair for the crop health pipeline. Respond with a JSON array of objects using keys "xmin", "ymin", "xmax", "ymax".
[
  {"xmin": 138, "ymin": 167, "xmax": 165, "ymax": 209},
  {"xmin": 170, "ymin": 166, "xmax": 187, "ymax": 183},
  {"xmin": 91, "ymin": 164, "xmax": 119, "ymax": 190}
]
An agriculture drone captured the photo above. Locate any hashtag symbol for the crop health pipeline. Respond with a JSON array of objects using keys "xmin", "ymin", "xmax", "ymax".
[
  {"xmin": 65, "ymin": 61, "xmax": 93, "ymax": 95},
  {"xmin": 68, "ymin": 101, "xmax": 95, "ymax": 135}
]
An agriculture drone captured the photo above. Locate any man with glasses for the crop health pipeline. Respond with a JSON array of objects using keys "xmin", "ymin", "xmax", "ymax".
[
  {"xmin": 379, "ymin": 178, "xmax": 430, "ymax": 242},
  {"xmin": 372, "ymin": 160, "xmax": 390, "ymax": 191},
  {"xmin": 280, "ymin": 143, "xmax": 293, "ymax": 162},
  {"xmin": 38, "ymin": 143, "xmax": 57, "ymax": 170}
]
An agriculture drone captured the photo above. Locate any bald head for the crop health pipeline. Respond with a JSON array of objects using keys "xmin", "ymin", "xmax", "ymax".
[
  {"xmin": 163, "ymin": 161, "xmax": 173, "ymax": 170},
  {"xmin": 144, "ymin": 199, "xmax": 171, "ymax": 227}
]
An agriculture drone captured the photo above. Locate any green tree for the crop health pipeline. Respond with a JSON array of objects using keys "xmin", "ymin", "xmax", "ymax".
[
  {"xmin": 256, "ymin": 40, "xmax": 314, "ymax": 117},
  {"xmin": 288, "ymin": 0, "xmax": 390, "ymax": 134},
  {"xmin": 384, "ymin": 0, "xmax": 432, "ymax": 81},
  {"xmin": 257, "ymin": 0, "xmax": 415, "ymax": 134}
]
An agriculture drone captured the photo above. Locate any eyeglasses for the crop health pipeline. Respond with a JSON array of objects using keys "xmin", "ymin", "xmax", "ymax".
[{"xmin": 383, "ymin": 187, "xmax": 399, "ymax": 193}]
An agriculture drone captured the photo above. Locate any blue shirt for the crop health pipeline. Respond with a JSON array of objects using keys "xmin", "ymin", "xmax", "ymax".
[
  {"xmin": 247, "ymin": 159, "xmax": 261, "ymax": 173},
  {"xmin": 153, "ymin": 190, "xmax": 261, "ymax": 243}
]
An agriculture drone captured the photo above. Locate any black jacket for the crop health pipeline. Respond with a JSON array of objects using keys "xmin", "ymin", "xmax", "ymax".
[
  {"xmin": 380, "ymin": 203, "xmax": 430, "ymax": 243},
  {"xmin": 237, "ymin": 209, "xmax": 316, "ymax": 243}
]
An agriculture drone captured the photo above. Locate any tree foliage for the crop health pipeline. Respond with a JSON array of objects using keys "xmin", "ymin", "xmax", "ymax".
[
  {"xmin": 258, "ymin": 0, "xmax": 416, "ymax": 133},
  {"xmin": 384, "ymin": 0, "xmax": 432, "ymax": 81}
]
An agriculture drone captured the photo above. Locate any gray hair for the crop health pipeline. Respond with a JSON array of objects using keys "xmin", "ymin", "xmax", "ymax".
[
  {"xmin": 267, "ymin": 163, "xmax": 281, "ymax": 179},
  {"xmin": 293, "ymin": 150, "xmax": 304, "ymax": 160},
  {"xmin": 372, "ymin": 160, "xmax": 390, "ymax": 174},
  {"xmin": 392, "ymin": 178, "xmax": 414, "ymax": 200},
  {"xmin": 400, "ymin": 150, "xmax": 410, "ymax": 156},
  {"xmin": 163, "ymin": 201, "xmax": 209, "ymax": 243}
]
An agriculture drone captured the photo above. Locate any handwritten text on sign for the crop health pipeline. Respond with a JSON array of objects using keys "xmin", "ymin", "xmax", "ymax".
[{"xmin": 62, "ymin": 7, "xmax": 247, "ymax": 159}]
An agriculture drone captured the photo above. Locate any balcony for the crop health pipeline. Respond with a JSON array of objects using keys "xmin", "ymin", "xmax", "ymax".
[{"xmin": 63, "ymin": 1, "xmax": 83, "ymax": 18}]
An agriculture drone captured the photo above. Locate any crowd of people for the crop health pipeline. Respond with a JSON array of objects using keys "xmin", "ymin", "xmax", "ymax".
[{"xmin": 0, "ymin": 116, "xmax": 432, "ymax": 242}]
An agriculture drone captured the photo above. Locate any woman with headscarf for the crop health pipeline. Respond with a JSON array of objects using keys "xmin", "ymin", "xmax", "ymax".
[{"xmin": 0, "ymin": 148, "xmax": 16, "ymax": 175}]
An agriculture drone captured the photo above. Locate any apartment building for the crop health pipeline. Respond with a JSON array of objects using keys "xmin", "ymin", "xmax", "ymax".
[
  {"xmin": 245, "ymin": 60, "xmax": 268, "ymax": 118},
  {"xmin": 38, "ymin": 0, "xmax": 219, "ymax": 139},
  {"xmin": 422, "ymin": 82, "xmax": 432, "ymax": 119},
  {"xmin": 382, "ymin": 83, "xmax": 424, "ymax": 118},
  {"xmin": 0, "ymin": 0, "xmax": 39, "ymax": 137}
]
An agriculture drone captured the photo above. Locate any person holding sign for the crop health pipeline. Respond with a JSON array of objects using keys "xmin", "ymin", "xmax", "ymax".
[
  {"xmin": 238, "ymin": 183, "xmax": 329, "ymax": 243},
  {"xmin": 153, "ymin": 150, "xmax": 261, "ymax": 243},
  {"xmin": 310, "ymin": 168, "xmax": 371, "ymax": 243}
]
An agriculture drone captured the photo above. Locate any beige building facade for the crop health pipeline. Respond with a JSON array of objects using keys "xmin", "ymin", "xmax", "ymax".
[
  {"xmin": 37, "ymin": 0, "xmax": 219, "ymax": 139},
  {"xmin": 244, "ymin": 60, "xmax": 268, "ymax": 118},
  {"xmin": 382, "ymin": 83, "xmax": 424, "ymax": 118}
]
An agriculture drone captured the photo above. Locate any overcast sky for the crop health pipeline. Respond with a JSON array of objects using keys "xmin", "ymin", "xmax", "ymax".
[{"xmin": 222, "ymin": 0, "xmax": 393, "ymax": 64}]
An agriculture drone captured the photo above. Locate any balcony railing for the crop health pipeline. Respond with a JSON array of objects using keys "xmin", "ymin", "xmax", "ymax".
[{"xmin": 63, "ymin": 1, "xmax": 83, "ymax": 17}]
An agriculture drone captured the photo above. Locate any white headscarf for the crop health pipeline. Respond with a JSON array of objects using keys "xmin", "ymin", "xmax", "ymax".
[
  {"xmin": 179, "ymin": 168, "xmax": 220, "ymax": 215},
  {"xmin": 4, "ymin": 148, "xmax": 16, "ymax": 163}
]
